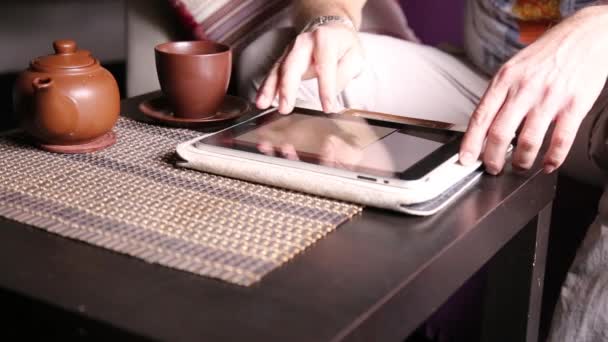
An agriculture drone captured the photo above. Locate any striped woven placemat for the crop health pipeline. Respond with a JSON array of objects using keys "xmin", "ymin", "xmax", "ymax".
[{"xmin": 0, "ymin": 118, "xmax": 361, "ymax": 286}]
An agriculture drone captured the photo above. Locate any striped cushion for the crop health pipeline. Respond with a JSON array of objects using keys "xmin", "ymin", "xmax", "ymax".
[
  {"xmin": 169, "ymin": 0, "xmax": 292, "ymax": 52},
  {"xmin": 169, "ymin": 0, "xmax": 418, "ymax": 54}
]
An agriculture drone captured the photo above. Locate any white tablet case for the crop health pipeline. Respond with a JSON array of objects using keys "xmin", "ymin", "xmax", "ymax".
[{"xmin": 176, "ymin": 135, "xmax": 483, "ymax": 216}]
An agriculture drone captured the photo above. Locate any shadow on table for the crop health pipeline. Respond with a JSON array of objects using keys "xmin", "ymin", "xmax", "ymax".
[{"xmin": 0, "ymin": 287, "xmax": 150, "ymax": 341}]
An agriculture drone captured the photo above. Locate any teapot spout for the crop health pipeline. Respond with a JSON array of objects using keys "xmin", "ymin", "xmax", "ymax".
[{"xmin": 31, "ymin": 77, "xmax": 78, "ymax": 139}]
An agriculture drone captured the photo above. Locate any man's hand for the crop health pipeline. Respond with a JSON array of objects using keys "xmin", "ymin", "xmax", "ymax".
[
  {"xmin": 255, "ymin": 23, "xmax": 365, "ymax": 114},
  {"xmin": 459, "ymin": 5, "xmax": 608, "ymax": 174}
]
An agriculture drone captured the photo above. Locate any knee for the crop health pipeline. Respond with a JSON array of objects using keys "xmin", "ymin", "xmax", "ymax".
[{"xmin": 236, "ymin": 28, "xmax": 296, "ymax": 102}]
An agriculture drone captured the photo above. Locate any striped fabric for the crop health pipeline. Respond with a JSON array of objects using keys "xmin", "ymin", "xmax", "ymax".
[
  {"xmin": 168, "ymin": 0, "xmax": 419, "ymax": 53},
  {"xmin": 169, "ymin": 0, "xmax": 292, "ymax": 52}
]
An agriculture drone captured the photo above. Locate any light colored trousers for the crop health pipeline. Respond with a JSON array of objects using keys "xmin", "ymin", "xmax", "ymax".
[{"xmin": 238, "ymin": 29, "xmax": 608, "ymax": 341}]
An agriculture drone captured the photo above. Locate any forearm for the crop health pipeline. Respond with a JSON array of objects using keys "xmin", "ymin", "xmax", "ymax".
[{"xmin": 294, "ymin": 0, "xmax": 367, "ymax": 31}]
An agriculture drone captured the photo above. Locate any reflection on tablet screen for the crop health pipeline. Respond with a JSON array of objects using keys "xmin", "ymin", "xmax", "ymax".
[{"xmin": 199, "ymin": 107, "xmax": 460, "ymax": 179}]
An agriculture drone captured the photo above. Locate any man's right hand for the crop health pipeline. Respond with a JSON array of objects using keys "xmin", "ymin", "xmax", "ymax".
[{"xmin": 255, "ymin": 23, "xmax": 365, "ymax": 114}]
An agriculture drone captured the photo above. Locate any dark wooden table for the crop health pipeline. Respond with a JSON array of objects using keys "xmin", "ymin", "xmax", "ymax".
[{"xmin": 0, "ymin": 93, "xmax": 556, "ymax": 342}]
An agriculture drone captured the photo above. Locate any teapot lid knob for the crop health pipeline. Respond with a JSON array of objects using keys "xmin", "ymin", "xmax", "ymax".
[
  {"xmin": 53, "ymin": 40, "xmax": 77, "ymax": 54},
  {"xmin": 31, "ymin": 39, "xmax": 95, "ymax": 70}
]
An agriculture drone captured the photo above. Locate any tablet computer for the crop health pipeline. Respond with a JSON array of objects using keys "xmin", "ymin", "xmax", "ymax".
[{"xmin": 176, "ymin": 107, "xmax": 484, "ymax": 215}]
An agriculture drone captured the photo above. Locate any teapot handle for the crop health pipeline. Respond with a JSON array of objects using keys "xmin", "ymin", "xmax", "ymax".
[{"xmin": 32, "ymin": 77, "xmax": 78, "ymax": 137}]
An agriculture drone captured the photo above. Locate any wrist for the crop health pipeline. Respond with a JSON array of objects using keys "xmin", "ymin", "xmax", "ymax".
[{"xmin": 300, "ymin": 15, "xmax": 356, "ymax": 34}]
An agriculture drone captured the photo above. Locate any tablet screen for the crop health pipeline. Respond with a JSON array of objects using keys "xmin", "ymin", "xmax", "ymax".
[{"xmin": 198, "ymin": 108, "xmax": 462, "ymax": 180}]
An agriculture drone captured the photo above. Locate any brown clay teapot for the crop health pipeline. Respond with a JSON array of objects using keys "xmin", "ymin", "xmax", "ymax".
[{"xmin": 13, "ymin": 39, "xmax": 120, "ymax": 153}]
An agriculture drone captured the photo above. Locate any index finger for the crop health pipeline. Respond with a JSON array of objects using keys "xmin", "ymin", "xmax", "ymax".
[
  {"xmin": 256, "ymin": 62, "xmax": 280, "ymax": 110},
  {"xmin": 312, "ymin": 29, "xmax": 339, "ymax": 113},
  {"xmin": 256, "ymin": 47, "xmax": 290, "ymax": 110},
  {"xmin": 459, "ymin": 77, "xmax": 510, "ymax": 165},
  {"xmin": 277, "ymin": 35, "xmax": 314, "ymax": 114}
]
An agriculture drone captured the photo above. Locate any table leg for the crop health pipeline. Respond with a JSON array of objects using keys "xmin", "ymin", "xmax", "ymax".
[
  {"xmin": 480, "ymin": 202, "xmax": 552, "ymax": 342},
  {"xmin": 526, "ymin": 202, "xmax": 552, "ymax": 342}
]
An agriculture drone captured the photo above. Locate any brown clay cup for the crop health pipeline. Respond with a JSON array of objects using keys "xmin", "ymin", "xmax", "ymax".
[{"xmin": 155, "ymin": 41, "xmax": 232, "ymax": 119}]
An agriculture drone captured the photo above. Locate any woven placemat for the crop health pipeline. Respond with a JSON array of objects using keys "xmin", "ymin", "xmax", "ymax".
[{"xmin": 0, "ymin": 118, "xmax": 361, "ymax": 286}]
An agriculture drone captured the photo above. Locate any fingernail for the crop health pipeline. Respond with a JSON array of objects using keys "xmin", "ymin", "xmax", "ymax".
[
  {"xmin": 256, "ymin": 94, "xmax": 267, "ymax": 108},
  {"xmin": 486, "ymin": 168, "xmax": 499, "ymax": 176},
  {"xmin": 485, "ymin": 162, "xmax": 500, "ymax": 175},
  {"xmin": 512, "ymin": 162, "xmax": 530, "ymax": 171},
  {"xmin": 257, "ymin": 93, "xmax": 267, "ymax": 103},
  {"xmin": 280, "ymin": 98, "xmax": 290, "ymax": 113},
  {"xmin": 544, "ymin": 164, "xmax": 556, "ymax": 174},
  {"xmin": 323, "ymin": 99, "xmax": 333, "ymax": 113},
  {"xmin": 459, "ymin": 152, "xmax": 474, "ymax": 165}
]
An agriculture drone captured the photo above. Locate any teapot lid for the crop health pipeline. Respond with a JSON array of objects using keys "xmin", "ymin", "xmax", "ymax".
[{"xmin": 32, "ymin": 40, "xmax": 96, "ymax": 70}]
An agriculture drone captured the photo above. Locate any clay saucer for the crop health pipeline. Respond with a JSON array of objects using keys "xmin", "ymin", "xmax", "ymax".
[
  {"xmin": 139, "ymin": 95, "xmax": 250, "ymax": 128},
  {"xmin": 39, "ymin": 131, "xmax": 116, "ymax": 154}
]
